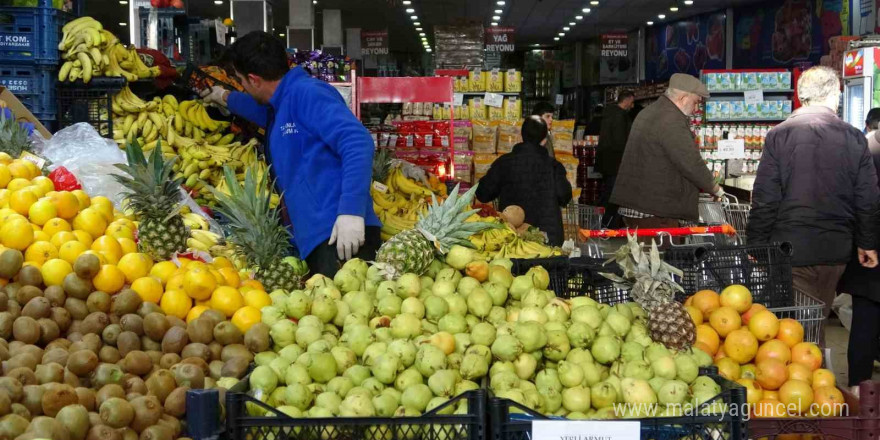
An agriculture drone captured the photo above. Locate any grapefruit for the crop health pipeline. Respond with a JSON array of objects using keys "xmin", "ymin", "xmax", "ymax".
[
  {"xmin": 685, "ymin": 305, "xmax": 703, "ymax": 326},
  {"xmin": 723, "ymin": 328, "xmax": 758, "ymax": 364},
  {"xmin": 715, "ymin": 357, "xmax": 741, "ymax": 381},
  {"xmin": 40, "ymin": 258, "xmax": 72, "ymax": 286},
  {"xmin": 786, "ymin": 363, "xmax": 813, "ymax": 385},
  {"xmin": 748, "ymin": 310, "xmax": 780, "ymax": 341},
  {"xmin": 811, "ymin": 369, "xmax": 835, "ymax": 389},
  {"xmin": 692, "ymin": 290, "xmax": 721, "ymax": 315},
  {"xmin": 42, "ymin": 218, "xmax": 71, "ymax": 237},
  {"xmin": 779, "ymin": 379, "xmax": 813, "ymax": 415},
  {"xmin": 709, "ymin": 306, "xmax": 742, "ymax": 337},
  {"xmin": 777, "ymin": 319, "xmax": 805, "ymax": 348},
  {"xmin": 811, "ymin": 386, "xmax": 845, "ymax": 416},
  {"xmin": 696, "ymin": 324, "xmax": 721, "ymax": 355},
  {"xmin": 735, "ymin": 378, "xmax": 764, "ymax": 405},
  {"xmin": 755, "ymin": 358, "xmax": 788, "ymax": 390},
  {"xmin": 720, "ymin": 284, "xmax": 753, "ymax": 312},
  {"xmin": 92, "ymin": 264, "xmax": 125, "ymax": 293},
  {"xmin": 752, "ymin": 398, "xmax": 788, "ymax": 418},
  {"xmin": 755, "ymin": 339, "xmax": 792, "ymax": 364},
  {"xmin": 740, "ymin": 363, "xmax": 757, "ymax": 379},
  {"xmin": 27, "ymin": 199, "xmax": 56, "ymax": 226},
  {"xmin": 791, "ymin": 342, "xmax": 823, "ymax": 371}
]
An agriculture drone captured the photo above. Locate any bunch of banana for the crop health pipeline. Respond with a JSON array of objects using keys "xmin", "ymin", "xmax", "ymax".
[
  {"xmin": 385, "ymin": 166, "xmax": 434, "ymax": 198},
  {"xmin": 112, "ymin": 108, "xmax": 167, "ymax": 146},
  {"xmin": 58, "ymin": 17, "xmax": 159, "ymax": 83},
  {"xmin": 187, "ymin": 229, "xmax": 223, "ymax": 253},
  {"xmin": 176, "ymin": 100, "xmax": 230, "ymax": 137},
  {"xmin": 379, "ymin": 213, "xmax": 418, "ymax": 241},
  {"xmin": 469, "ymin": 225, "xmax": 518, "ymax": 253},
  {"xmin": 182, "ymin": 212, "xmax": 212, "ymax": 231},
  {"xmin": 491, "ymin": 237, "xmax": 560, "ymax": 259}
]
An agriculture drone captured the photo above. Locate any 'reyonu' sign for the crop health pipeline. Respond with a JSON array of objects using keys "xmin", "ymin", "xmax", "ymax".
[
  {"xmin": 361, "ymin": 30, "xmax": 389, "ymax": 55},
  {"xmin": 485, "ymin": 26, "xmax": 516, "ymax": 52}
]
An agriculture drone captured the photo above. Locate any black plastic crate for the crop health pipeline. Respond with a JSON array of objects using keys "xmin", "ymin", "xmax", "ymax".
[
  {"xmin": 511, "ymin": 257, "xmax": 569, "ymax": 296},
  {"xmin": 226, "ymin": 387, "xmax": 488, "ymax": 440},
  {"xmin": 488, "ymin": 368, "xmax": 747, "ymax": 440},
  {"xmin": 664, "ymin": 242, "xmax": 793, "ymax": 308},
  {"xmin": 56, "ymin": 77, "xmax": 126, "ymax": 137}
]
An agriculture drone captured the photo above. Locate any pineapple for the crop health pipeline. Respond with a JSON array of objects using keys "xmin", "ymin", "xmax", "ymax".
[
  {"xmin": 601, "ymin": 234, "xmax": 696, "ymax": 350},
  {"xmin": 372, "ymin": 147, "xmax": 394, "ymax": 183},
  {"xmin": 114, "ymin": 140, "xmax": 189, "ymax": 260},
  {"xmin": 209, "ymin": 165, "xmax": 301, "ymax": 291},
  {"xmin": 375, "ymin": 183, "xmax": 497, "ymax": 279},
  {"xmin": 0, "ymin": 110, "xmax": 34, "ymax": 157}
]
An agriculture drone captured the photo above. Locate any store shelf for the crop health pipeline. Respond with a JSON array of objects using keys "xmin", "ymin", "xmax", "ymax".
[
  {"xmin": 706, "ymin": 117, "xmax": 787, "ymax": 122},
  {"xmin": 708, "ymin": 89, "xmax": 794, "ymax": 95},
  {"xmin": 459, "ymin": 92, "xmax": 520, "ymax": 96}
]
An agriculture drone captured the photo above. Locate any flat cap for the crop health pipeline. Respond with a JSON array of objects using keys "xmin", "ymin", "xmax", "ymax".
[{"xmin": 669, "ymin": 73, "xmax": 710, "ymax": 98}]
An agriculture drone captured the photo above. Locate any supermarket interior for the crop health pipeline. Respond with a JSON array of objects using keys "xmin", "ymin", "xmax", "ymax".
[{"xmin": 1, "ymin": 0, "xmax": 880, "ymax": 439}]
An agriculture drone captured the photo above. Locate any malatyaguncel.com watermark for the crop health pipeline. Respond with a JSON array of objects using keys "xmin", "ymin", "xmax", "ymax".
[{"xmin": 608, "ymin": 401, "xmax": 849, "ymax": 421}]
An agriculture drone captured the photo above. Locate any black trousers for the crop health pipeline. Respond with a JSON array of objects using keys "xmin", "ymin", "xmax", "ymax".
[
  {"xmin": 305, "ymin": 226, "xmax": 382, "ymax": 278},
  {"xmin": 599, "ymin": 174, "xmax": 623, "ymax": 229},
  {"xmin": 847, "ymin": 295, "xmax": 880, "ymax": 386}
]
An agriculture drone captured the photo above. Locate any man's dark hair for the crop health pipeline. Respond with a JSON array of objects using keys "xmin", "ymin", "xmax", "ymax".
[
  {"xmin": 532, "ymin": 101, "xmax": 555, "ymax": 116},
  {"xmin": 617, "ymin": 90, "xmax": 635, "ymax": 103},
  {"xmin": 867, "ymin": 108, "xmax": 880, "ymax": 131},
  {"xmin": 522, "ymin": 115, "xmax": 548, "ymax": 144},
  {"xmin": 229, "ymin": 31, "xmax": 290, "ymax": 81}
]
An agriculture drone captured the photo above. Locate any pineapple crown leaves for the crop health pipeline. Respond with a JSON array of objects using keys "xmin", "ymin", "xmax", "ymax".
[
  {"xmin": 113, "ymin": 140, "xmax": 185, "ymax": 222},
  {"xmin": 600, "ymin": 233, "xmax": 684, "ymax": 306},
  {"xmin": 0, "ymin": 110, "xmax": 34, "ymax": 157},
  {"xmin": 371, "ymin": 147, "xmax": 394, "ymax": 182},
  {"xmin": 416, "ymin": 183, "xmax": 501, "ymax": 254}
]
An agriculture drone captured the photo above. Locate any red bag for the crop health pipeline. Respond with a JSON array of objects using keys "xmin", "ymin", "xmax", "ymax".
[{"xmin": 48, "ymin": 167, "xmax": 82, "ymax": 191}]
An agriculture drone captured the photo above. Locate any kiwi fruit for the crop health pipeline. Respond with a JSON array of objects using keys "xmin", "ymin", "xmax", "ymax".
[
  {"xmin": 4, "ymin": 353, "xmax": 37, "ymax": 374},
  {"xmin": 37, "ymin": 318, "xmax": 60, "ymax": 345},
  {"xmin": 87, "ymin": 411, "xmax": 102, "ymax": 428},
  {"xmin": 159, "ymin": 386, "xmax": 188, "ymax": 418},
  {"xmin": 199, "ymin": 309, "xmax": 226, "ymax": 328},
  {"xmin": 41, "ymin": 383, "xmax": 78, "ymax": 417},
  {"xmin": 206, "ymin": 342, "xmax": 222, "ymax": 361},
  {"xmin": 138, "ymin": 424, "xmax": 172, "ymax": 440},
  {"xmin": 67, "ymin": 350, "xmax": 99, "ymax": 376},
  {"xmin": 55, "ymin": 404, "xmax": 90, "ymax": 440},
  {"xmin": 208, "ymin": 360, "xmax": 224, "ymax": 380},
  {"xmin": 91, "ymin": 363, "xmax": 124, "ymax": 388},
  {"xmin": 65, "ymin": 298, "xmax": 90, "ymax": 320},
  {"xmin": 128, "ymin": 395, "xmax": 162, "ymax": 433},
  {"xmin": 122, "ymin": 351, "xmax": 152, "ymax": 376},
  {"xmin": 244, "ymin": 323, "xmax": 271, "ymax": 353},
  {"xmin": 144, "ymin": 351, "xmax": 162, "ymax": 366},
  {"xmin": 26, "ymin": 416, "xmax": 70, "ymax": 440},
  {"xmin": 13, "ymin": 344, "xmax": 41, "ymax": 361},
  {"xmin": 158, "ymin": 353, "xmax": 180, "ymax": 370},
  {"xmin": 10, "ymin": 402, "xmax": 30, "ymax": 419},
  {"xmin": 142, "ymin": 313, "xmax": 169, "ymax": 342},
  {"xmin": 0, "ymin": 344, "xmax": 8, "ymax": 363},
  {"xmin": 98, "ymin": 397, "xmax": 134, "ymax": 429},
  {"xmin": 156, "ymin": 414, "xmax": 181, "ymax": 438},
  {"xmin": 111, "ymin": 290, "xmax": 142, "ymax": 316},
  {"xmin": 179, "ymin": 357, "xmax": 209, "ymax": 378},
  {"xmin": 0, "ymin": 311, "xmax": 13, "ymax": 339},
  {"xmin": 221, "ymin": 344, "xmax": 254, "ymax": 364},
  {"xmin": 14, "ymin": 285, "xmax": 40, "ymax": 306},
  {"xmin": 119, "ymin": 428, "xmax": 139, "ymax": 440},
  {"xmin": 137, "ymin": 302, "xmax": 161, "ymax": 318},
  {"xmin": 0, "ymin": 249, "xmax": 22, "ymax": 278},
  {"xmin": 140, "ymin": 336, "xmax": 161, "ymax": 352},
  {"xmin": 98, "ymin": 346, "xmax": 121, "ymax": 364},
  {"xmin": 160, "ymin": 327, "xmax": 187, "ymax": 354},
  {"xmin": 12, "ymin": 316, "xmax": 40, "ymax": 345},
  {"xmin": 119, "ymin": 314, "xmax": 144, "ymax": 336},
  {"xmin": 0, "ymin": 290, "xmax": 6, "ymax": 309},
  {"xmin": 220, "ymin": 357, "xmax": 249, "ymax": 379},
  {"xmin": 4, "ymin": 281, "xmax": 21, "ymax": 298},
  {"xmin": 6, "ymin": 300, "xmax": 20, "ymax": 319},
  {"xmin": 0, "ymin": 390, "xmax": 10, "ymax": 417},
  {"xmin": 144, "ymin": 370, "xmax": 175, "ymax": 404},
  {"xmin": 122, "ymin": 376, "xmax": 147, "ymax": 396},
  {"xmin": 87, "ymin": 291, "xmax": 111, "ymax": 314},
  {"xmin": 42, "ymin": 285, "xmax": 65, "ymax": 307},
  {"xmin": 41, "ymin": 346, "xmax": 69, "ymax": 365},
  {"xmin": 75, "ymin": 387, "xmax": 96, "ymax": 411},
  {"xmin": 16, "ymin": 265, "xmax": 42, "ymax": 287},
  {"xmin": 115, "ymin": 331, "xmax": 140, "ymax": 358},
  {"xmin": 86, "ymin": 424, "xmax": 121, "ymax": 440},
  {"xmin": 35, "ymin": 363, "xmax": 64, "ymax": 384},
  {"xmin": 171, "ymin": 363, "xmax": 204, "ymax": 389},
  {"xmin": 185, "ymin": 318, "xmax": 213, "ymax": 345},
  {"xmin": 21, "ymin": 384, "xmax": 45, "ymax": 416},
  {"xmin": 51, "ymin": 307, "xmax": 72, "ymax": 332},
  {"xmin": 21, "ymin": 297, "xmax": 51, "ymax": 320},
  {"xmin": 64, "ymin": 368, "xmax": 81, "ymax": 387},
  {"xmin": 81, "ymin": 312, "xmax": 111, "ymax": 335},
  {"xmin": 95, "ymin": 384, "xmax": 125, "ymax": 408},
  {"xmin": 0, "ymin": 377, "xmax": 23, "ymax": 401},
  {"xmin": 63, "ymin": 273, "xmax": 94, "ymax": 300},
  {"xmin": 73, "ymin": 254, "xmax": 101, "ymax": 279},
  {"xmin": 7, "ymin": 367, "xmax": 36, "ymax": 385},
  {"xmin": 0, "ymin": 414, "xmax": 30, "ymax": 439},
  {"xmin": 100, "ymin": 323, "xmax": 120, "ymax": 345},
  {"xmin": 212, "ymin": 321, "xmax": 243, "ymax": 345},
  {"xmin": 166, "ymin": 316, "xmax": 186, "ymax": 329}
]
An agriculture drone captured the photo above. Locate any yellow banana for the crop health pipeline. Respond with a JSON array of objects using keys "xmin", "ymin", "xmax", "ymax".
[
  {"xmin": 58, "ymin": 61, "xmax": 74, "ymax": 82},
  {"xmin": 216, "ymin": 133, "xmax": 235, "ymax": 146},
  {"xmin": 163, "ymin": 95, "xmax": 179, "ymax": 111}
]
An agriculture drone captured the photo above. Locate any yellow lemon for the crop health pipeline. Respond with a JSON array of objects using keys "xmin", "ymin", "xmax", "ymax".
[
  {"xmin": 72, "ymin": 230, "xmax": 93, "ymax": 247},
  {"xmin": 20, "ymin": 160, "xmax": 39, "ymax": 179},
  {"xmin": 93, "ymin": 264, "xmax": 125, "ymax": 293},
  {"xmin": 42, "ymin": 218, "xmax": 71, "ymax": 236},
  {"xmin": 90, "ymin": 196, "xmax": 114, "ymax": 222},
  {"xmin": 186, "ymin": 305, "xmax": 209, "ymax": 323},
  {"xmin": 117, "ymin": 252, "xmax": 153, "ymax": 284},
  {"xmin": 183, "ymin": 267, "xmax": 216, "ymax": 300},
  {"xmin": 243, "ymin": 288, "xmax": 271, "ymax": 310},
  {"xmin": 30, "ymin": 176, "xmax": 54, "ymax": 195},
  {"xmin": 6, "ymin": 162, "xmax": 29, "ymax": 180},
  {"xmin": 71, "ymin": 190, "xmax": 90, "ymax": 210},
  {"xmin": 27, "ymin": 198, "xmax": 56, "ymax": 226},
  {"xmin": 58, "ymin": 240, "xmax": 88, "ymax": 265},
  {"xmin": 32, "ymin": 231, "xmax": 49, "ymax": 242},
  {"xmin": 41, "ymin": 258, "xmax": 72, "ymax": 286},
  {"xmin": 9, "ymin": 190, "xmax": 37, "ymax": 216},
  {"xmin": 217, "ymin": 267, "xmax": 241, "ymax": 287},
  {"xmin": 117, "ymin": 238, "xmax": 137, "ymax": 255},
  {"xmin": 6, "ymin": 178, "xmax": 30, "ymax": 192},
  {"xmin": 161, "ymin": 289, "xmax": 192, "ymax": 319},
  {"xmin": 49, "ymin": 191, "xmax": 80, "ymax": 219},
  {"xmin": 1, "ymin": 219, "xmax": 33, "ymax": 251},
  {"xmin": 166, "ymin": 272, "xmax": 186, "ymax": 292},
  {"xmin": 72, "ymin": 208, "xmax": 107, "ymax": 239},
  {"xmin": 211, "ymin": 256, "xmax": 234, "ymax": 269},
  {"xmin": 50, "ymin": 231, "xmax": 77, "ymax": 248},
  {"xmin": 231, "ymin": 306, "xmax": 261, "ymax": 333},
  {"xmin": 110, "ymin": 218, "xmax": 136, "ymax": 231},
  {"xmin": 0, "ymin": 189, "xmax": 9, "ymax": 207},
  {"xmin": 0, "ymin": 208, "xmax": 20, "ymax": 223},
  {"xmin": 0, "ymin": 164, "xmax": 11, "ymax": 189},
  {"xmin": 150, "ymin": 261, "xmax": 179, "ymax": 286},
  {"xmin": 105, "ymin": 223, "xmax": 134, "ymax": 241},
  {"xmin": 129, "ymin": 276, "xmax": 162, "ymax": 304},
  {"xmin": 24, "ymin": 241, "xmax": 58, "ymax": 265},
  {"xmin": 0, "ymin": 153, "xmax": 11, "ymax": 165},
  {"xmin": 177, "ymin": 257, "xmax": 193, "ymax": 268},
  {"xmin": 210, "ymin": 286, "xmax": 244, "ymax": 317},
  {"xmin": 91, "ymin": 236, "xmax": 123, "ymax": 266}
]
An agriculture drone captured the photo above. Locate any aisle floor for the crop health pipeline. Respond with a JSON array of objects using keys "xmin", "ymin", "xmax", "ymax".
[{"xmin": 824, "ymin": 316, "xmax": 880, "ymax": 387}]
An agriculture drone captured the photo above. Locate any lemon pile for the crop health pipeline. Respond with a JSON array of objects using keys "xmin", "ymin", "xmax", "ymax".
[{"xmin": 0, "ymin": 154, "xmax": 267, "ymax": 333}]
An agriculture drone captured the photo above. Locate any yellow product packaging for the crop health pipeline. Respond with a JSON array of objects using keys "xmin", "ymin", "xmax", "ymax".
[
  {"xmin": 474, "ymin": 153, "xmax": 498, "ymax": 176},
  {"xmin": 572, "ymin": 188, "xmax": 582, "ymax": 202},
  {"xmin": 469, "ymin": 98, "xmax": 487, "ymax": 120},
  {"xmin": 552, "ymin": 119, "xmax": 576, "ymax": 155},
  {"xmin": 469, "ymin": 69, "xmax": 486, "ymax": 92},
  {"xmin": 454, "ymin": 151, "xmax": 474, "ymax": 183},
  {"xmin": 496, "ymin": 120, "xmax": 520, "ymax": 154},
  {"xmin": 503, "ymin": 97, "xmax": 522, "ymax": 122},
  {"xmin": 432, "ymin": 104, "xmax": 443, "ymax": 120},
  {"xmin": 472, "ymin": 119, "xmax": 497, "ymax": 154},
  {"xmin": 488, "ymin": 105, "xmax": 504, "ymax": 121},
  {"xmin": 486, "ymin": 70, "xmax": 504, "ymax": 92},
  {"xmin": 504, "ymin": 69, "xmax": 522, "ymax": 93},
  {"xmin": 556, "ymin": 153, "xmax": 579, "ymax": 187}
]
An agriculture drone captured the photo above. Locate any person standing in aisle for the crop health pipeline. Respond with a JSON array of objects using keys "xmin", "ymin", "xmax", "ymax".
[
  {"xmin": 747, "ymin": 67, "xmax": 880, "ymax": 349},
  {"xmin": 531, "ymin": 101, "xmax": 556, "ymax": 158},
  {"xmin": 611, "ymin": 74, "xmax": 723, "ymax": 231},
  {"xmin": 200, "ymin": 31, "xmax": 381, "ymax": 278},
  {"xmin": 596, "ymin": 90, "xmax": 634, "ymax": 228},
  {"xmin": 475, "ymin": 116, "xmax": 573, "ymax": 246}
]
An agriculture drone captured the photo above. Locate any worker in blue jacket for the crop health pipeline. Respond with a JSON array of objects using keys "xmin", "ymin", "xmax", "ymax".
[{"xmin": 201, "ymin": 31, "xmax": 381, "ymax": 278}]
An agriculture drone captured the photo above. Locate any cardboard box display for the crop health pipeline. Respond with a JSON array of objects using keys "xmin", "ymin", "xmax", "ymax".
[{"xmin": 0, "ymin": 87, "xmax": 52, "ymax": 139}]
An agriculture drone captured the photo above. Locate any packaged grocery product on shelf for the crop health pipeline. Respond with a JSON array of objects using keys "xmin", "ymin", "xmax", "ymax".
[
  {"xmin": 552, "ymin": 119, "xmax": 576, "ymax": 155},
  {"xmin": 503, "ymin": 97, "xmax": 522, "ymax": 121},
  {"xmin": 469, "ymin": 69, "xmax": 486, "ymax": 92},
  {"xmin": 454, "ymin": 150, "xmax": 474, "ymax": 183},
  {"xmin": 469, "ymin": 97, "xmax": 487, "ymax": 120},
  {"xmin": 453, "ymin": 120, "xmax": 472, "ymax": 150},
  {"xmin": 505, "ymin": 69, "xmax": 522, "ymax": 93},
  {"xmin": 486, "ymin": 69, "xmax": 504, "ymax": 92},
  {"xmin": 496, "ymin": 120, "xmax": 521, "ymax": 154},
  {"xmin": 488, "ymin": 105, "xmax": 504, "ymax": 121},
  {"xmin": 474, "ymin": 153, "xmax": 498, "ymax": 179},
  {"xmin": 453, "ymin": 76, "xmax": 469, "ymax": 92},
  {"xmin": 557, "ymin": 153, "xmax": 579, "ymax": 189},
  {"xmin": 705, "ymin": 70, "xmax": 793, "ymax": 92},
  {"xmin": 472, "ymin": 119, "xmax": 497, "ymax": 153}
]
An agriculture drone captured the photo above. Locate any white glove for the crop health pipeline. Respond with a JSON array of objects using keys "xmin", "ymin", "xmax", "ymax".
[
  {"xmin": 329, "ymin": 215, "xmax": 365, "ymax": 261},
  {"xmin": 200, "ymin": 86, "xmax": 229, "ymax": 108}
]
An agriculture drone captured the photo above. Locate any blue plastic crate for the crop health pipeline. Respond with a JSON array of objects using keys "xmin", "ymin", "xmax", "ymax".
[
  {"xmin": 0, "ymin": 63, "xmax": 56, "ymax": 117},
  {"xmin": 0, "ymin": 0, "xmax": 71, "ymax": 64}
]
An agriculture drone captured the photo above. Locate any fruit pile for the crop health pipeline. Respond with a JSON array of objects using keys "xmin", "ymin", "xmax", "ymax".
[
  {"xmin": 371, "ymin": 165, "xmax": 448, "ymax": 242},
  {"xmin": 58, "ymin": 18, "xmax": 159, "ymax": 83},
  {"xmin": 467, "ymin": 214, "xmax": 560, "ymax": 260},
  {"xmin": 685, "ymin": 287, "xmax": 844, "ymax": 417}
]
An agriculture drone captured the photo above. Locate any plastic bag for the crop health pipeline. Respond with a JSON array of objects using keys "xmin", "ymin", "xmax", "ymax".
[
  {"xmin": 32, "ymin": 123, "xmax": 129, "ymax": 208},
  {"xmin": 48, "ymin": 166, "xmax": 82, "ymax": 191}
]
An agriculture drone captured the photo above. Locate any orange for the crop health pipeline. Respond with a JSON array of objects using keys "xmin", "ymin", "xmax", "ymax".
[
  {"xmin": 90, "ymin": 196, "xmax": 114, "ymax": 221},
  {"xmin": 72, "ymin": 230, "xmax": 93, "ymax": 247},
  {"xmin": 695, "ymin": 324, "xmax": 721, "ymax": 355},
  {"xmin": 9, "ymin": 189, "xmax": 37, "ymax": 216},
  {"xmin": 92, "ymin": 264, "xmax": 125, "ymax": 294},
  {"xmin": 49, "ymin": 191, "xmax": 80, "ymax": 219},
  {"xmin": 160, "ymin": 289, "xmax": 192, "ymax": 319},
  {"xmin": 212, "ymin": 256, "xmax": 233, "ymax": 269},
  {"xmin": 240, "ymin": 279, "xmax": 264, "ymax": 291},
  {"xmin": 6, "ymin": 178, "xmax": 30, "ymax": 192},
  {"xmin": 752, "ymin": 398, "xmax": 788, "ymax": 418},
  {"xmin": 709, "ymin": 306, "xmax": 742, "ymax": 337},
  {"xmin": 110, "ymin": 218, "xmax": 136, "ymax": 231},
  {"xmin": 105, "ymin": 223, "xmax": 134, "ymax": 241},
  {"xmin": 756, "ymin": 358, "xmax": 789, "ymax": 391},
  {"xmin": 684, "ymin": 295, "xmax": 694, "ymax": 307},
  {"xmin": 692, "ymin": 290, "xmax": 721, "ymax": 315},
  {"xmin": 150, "ymin": 261, "xmax": 179, "ymax": 285},
  {"xmin": 32, "ymin": 230, "xmax": 49, "ymax": 242},
  {"xmin": 42, "ymin": 218, "xmax": 71, "ymax": 237},
  {"xmin": 211, "ymin": 286, "xmax": 244, "ymax": 317},
  {"xmin": 0, "ymin": 164, "xmax": 11, "ymax": 188},
  {"xmin": 71, "ymin": 190, "xmax": 90, "ymax": 210},
  {"xmin": 0, "ymin": 208, "xmax": 23, "ymax": 223},
  {"xmin": 40, "ymin": 258, "xmax": 73, "ymax": 286},
  {"xmin": 811, "ymin": 386, "xmax": 845, "ymax": 416},
  {"xmin": 73, "ymin": 208, "xmax": 108, "ymax": 239},
  {"xmin": 787, "ymin": 363, "xmax": 813, "ymax": 385},
  {"xmin": 735, "ymin": 378, "xmax": 764, "ymax": 405},
  {"xmin": 24, "ymin": 241, "xmax": 58, "ymax": 265},
  {"xmin": 210, "ymin": 269, "xmax": 224, "ymax": 286},
  {"xmin": 186, "ymin": 305, "xmax": 209, "ymax": 323},
  {"xmin": 218, "ymin": 267, "xmax": 240, "ymax": 287},
  {"xmin": 243, "ymin": 288, "xmax": 271, "ymax": 310},
  {"xmin": 779, "ymin": 379, "xmax": 814, "ymax": 415},
  {"xmin": 0, "ymin": 153, "xmax": 10, "ymax": 164},
  {"xmin": 763, "ymin": 390, "xmax": 779, "ymax": 401},
  {"xmin": 20, "ymin": 160, "xmax": 39, "ymax": 179},
  {"xmin": 117, "ymin": 252, "xmax": 153, "ymax": 284},
  {"xmin": 30, "ymin": 176, "xmax": 54, "ymax": 194},
  {"xmin": 720, "ymin": 284, "xmax": 753, "ymax": 313},
  {"xmin": 685, "ymin": 305, "xmax": 703, "ymax": 326},
  {"xmin": 715, "ymin": 357, "xmax": 741, "ymax": 381},
  {"xmin": 58, "ymin": 240, "xmax": 88, "ymax": 265},
  {"xmin": 231, "ymin": 306, "xmax": 261, "ymax": 333},
  {"xmin": 131, "ymin": 276, "xmax": 163, "ymax": 303},
  {"xmin": 6, "ymin": 161, "xmax": 29, "ymax": 180},
  {"xmin": 723, "ymin": 328, "xmax": 759, "ymax": 364},
  {"xmin": 0, "ymin": 189, "xmax": 9, "ymax": 207},
  {"xmin": 777, "ymin": 319, "xmax": 805, "ymax": 348},
  {"xmin": 748, "ymin": 310, "xmax": 780, "ymax": 341},
  {"xmin": 791, "ymin": 342, "xmax": 823, "ymax": 371},
  {"xmin": 756, "ymin": 339, "xmax": 792, "ymax": 364},
  {"xmin": 812, "ymin": 369, "xmax": 835, "ymax": 389},
  {"xmin": 166, "ymin": 273, "xmax": 186, "ymax": 292},
  {"xmin": 183, "ymin": 267, "xmax": 217, "ymax": 300},
  {"xmin": 91, "ymin": 236, "xmax": 124, "ymax": 266},
  {"xmin": 27, "ymin": 199, "xmax": 56, "ymax": 226},
  {"xmin": 117, "ymin": 238, "xmax": 137, "ymax": 255},
  {"xmin": 714, "ymin": 345, "xmax": 727, "ymax": 361},
  {"xmin": 1, "ymin": 219, "xmax": 34, "ymax": 251}
]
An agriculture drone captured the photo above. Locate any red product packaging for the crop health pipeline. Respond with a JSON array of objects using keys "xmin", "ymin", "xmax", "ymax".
[{"xmin": 48, "ymin": 166, "xmax": 82, "ymax": 191}]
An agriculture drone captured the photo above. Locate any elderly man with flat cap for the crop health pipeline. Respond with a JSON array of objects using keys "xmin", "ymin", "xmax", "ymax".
[{"xmin": 611, "ymin": 73, "xmax": 723, "ymax": 231}]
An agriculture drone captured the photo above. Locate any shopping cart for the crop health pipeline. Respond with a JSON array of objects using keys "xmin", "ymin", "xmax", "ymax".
[
  {"xmin": 562, "ymin": 203, "xmax": 604, "ymax": 244},
  {"xmin": 690, "ymin": 194, "xmax": 752, "ymax": 244}
]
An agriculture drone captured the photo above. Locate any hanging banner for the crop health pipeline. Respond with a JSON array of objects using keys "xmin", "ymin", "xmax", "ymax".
[
  {"xmin": 485, "ymin": 26, "xmax": 516, "ymax": 52},
  {"xmin": 599, "ymin": 32, "xmax": 638, "ymax": 84},
  {"xmin": 854, "ymin": 0, "xmax": 876, "ymax": 35},
  {"xmin": 361, "ymin": 30, "xmax": 389, "ymax": 56},
  {"xmin": 645, "ymin": 11, "xmax": 726, "ymax": 81}
]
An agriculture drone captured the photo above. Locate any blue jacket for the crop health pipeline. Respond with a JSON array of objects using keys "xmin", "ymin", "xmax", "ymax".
[{"xmin": 226, "ymin": 66, "xmax": 381, "ymax": 258}]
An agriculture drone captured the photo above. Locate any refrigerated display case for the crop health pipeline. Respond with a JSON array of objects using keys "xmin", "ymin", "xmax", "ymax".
[{"xmin": 842, "ymin": 47, "xmax": 880, "ymax": 131}]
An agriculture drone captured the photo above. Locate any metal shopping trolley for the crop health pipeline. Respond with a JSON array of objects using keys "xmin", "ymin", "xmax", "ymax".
[
  {"xmin": 562, "ymin": 203, "xmax": 604, "ymax": 244},
  {"xmin": 688, "ymin": 194, "xmax": 752, "ymax": 244}
]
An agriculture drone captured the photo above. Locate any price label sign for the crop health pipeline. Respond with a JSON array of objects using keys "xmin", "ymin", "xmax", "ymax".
[
  {"xmin": 453, "ymin": 93, "xmax": 464, "ymax": 106},
  {"xmin": 485, "ymin": 92, "xmax": 504, "ymax": 107},
  {"xmin": 532, "ymin": 421, "xmax": 640, "ymax": 440},
  {"xmin": 556, "ymin": 94, "xmax": 565, "ymax": 105},
  {"xmin": 744, "ymin": 89, "xmax": 764, "ymax": 106},
  {"xmin": 717, "ymin": 138, "xmax": 746, "ymax": 159}
]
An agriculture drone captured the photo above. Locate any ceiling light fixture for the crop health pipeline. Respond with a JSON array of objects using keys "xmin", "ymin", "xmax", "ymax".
[
  {"xmin": 213, "ymin": 0, "xmax": 221, "ymax": 4},
  {"xmin": 495, "ymin": 9, "xmax": 503, "ymax": 13},
  {"xmin": 563, "ymin": 27, "xmax": 570, "ymax": 31},
  {"xmin": 405, "ymin": 8, "xmax": 414, "ymax": 13},
  {"xmin": 569, "ymin": 22, "xmax": 576, "ymax": 25},
  {"xmin": 554, "ymin": 37, "xmax": 560, "ymax": 41},
  {"xmin": 427, "ymin": 49, "xmax": 432, "ymax": 52},
  {"xmin": 403, "ymin": 0, "xmax": 411, "ymax": 3},
  {"xmin": 582, "ymin": 8, "xmax": 591, "ymax": 13},
  {"xmin": 414, "ymin": 21, "xmax": 420, "ymax": 25},
  {"xmin": 312, "ymin": 0, "xmax": 316, "ymax": 3},
  {"xmin": 647, "ymin": 20, "xmax": 654, "ymax": 25},
  {"xmin": 492, "ymin": 15, "xmax": 500, "ymax": 19},
  {"xmin": 670, "ymin": 6, "xmax": 678, "ymax": 11},
  {"xmin": 279, "ymin": 33, "xmax": 285, "ymax": 37},
  {"xmin": 658, "ymin": 13, "xmax": 666, "ymax": 18},
  {"xmin": 119, "ymin": 0, "xmax": 128, "ymax": 3},
  {"xmin": 684, "ymin": 0, "xmax": 693, "ymax": 4},
  {"xmin": 497, "ymin": 1, "xmax": 505, "ymax": 4},
  {"xmin": 491, "ymin": 22, "xmax": 499, "ymax": 26},
  {"xmin": 559, "ymin": 32, "xmax": 565, "ymax": 36},
  {"xmin": 419, "ymin": 32, "xmax": 425, "ymax": 36},
  {"xmin": 590, "ymin": 1, "xmax": 599, "ymax": 5},
  {"xmin": 119, "ymin": 22, "xmax": 127, "ymax": 26},
  {"xmin": 416, "ymin": 27, "xmax": 422, "ymax": 31},
  {"xmin": 410, "ymin": 15, "xmax": 418, "ymax": 19},
  {"xmin": 575, "ymin": 15, "xmax": 583, "ymax": 20}
]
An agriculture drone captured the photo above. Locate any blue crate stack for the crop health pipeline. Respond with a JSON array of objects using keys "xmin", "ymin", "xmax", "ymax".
[{"xmin": 0, "ymin": 0, "xmax": 71, "ymax": 130}]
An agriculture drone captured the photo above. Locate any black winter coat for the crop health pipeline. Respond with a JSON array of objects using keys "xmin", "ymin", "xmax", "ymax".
[
  {"xmin": 746, "ymin": 106, "xmax": 880, "ymax": 267},
  {"xmin": 476, "ymin": 142, "xmax": 573, "ymax": 246},
  {"xmin": 841, "ymin": 130, "xmax": 880, "ymax": 301},
  {"xmin": 596, "ymin": 104, "xmax": 633, "ymax": 176}
]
